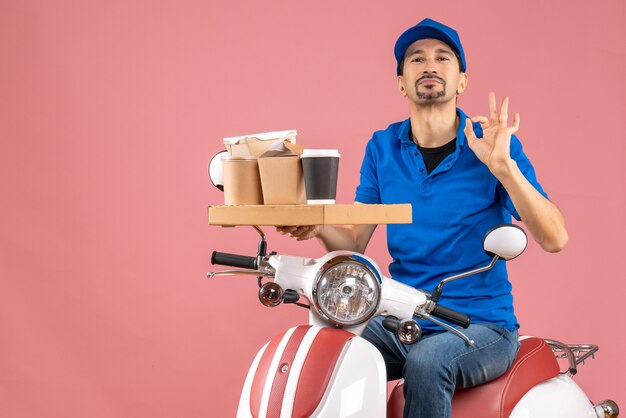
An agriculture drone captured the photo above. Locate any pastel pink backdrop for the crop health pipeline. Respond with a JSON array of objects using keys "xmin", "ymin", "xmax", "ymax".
[{"xmin": 1, "ymin": 0, "xmax": 624, "ymax": 417}]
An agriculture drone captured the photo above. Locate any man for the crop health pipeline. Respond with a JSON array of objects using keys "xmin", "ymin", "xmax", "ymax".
[{"xmin": 278, "ymin": 18, "xmax": 567, "ymax": 418}]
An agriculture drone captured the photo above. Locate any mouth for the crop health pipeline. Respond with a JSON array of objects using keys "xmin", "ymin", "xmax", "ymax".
[{"xmin": 418, "ymin": 78, "xmax": 442, "ymax": 85}]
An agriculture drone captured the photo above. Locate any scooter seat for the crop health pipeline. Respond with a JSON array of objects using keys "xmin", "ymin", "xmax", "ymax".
[{"xmin": 386, "ymin": 337, "xmax": 560, "ymax": 418}]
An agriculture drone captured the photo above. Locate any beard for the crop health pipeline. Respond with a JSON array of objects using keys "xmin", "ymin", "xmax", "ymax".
[
  {"xmin": 416, "ymin": 89, "xmax": 445, "ymax": 100},
  {"xmin": 414, "ymin": 74, "xmax": 446, "ymax": 100}
]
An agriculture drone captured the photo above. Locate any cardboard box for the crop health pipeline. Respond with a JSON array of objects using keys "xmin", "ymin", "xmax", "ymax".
[
  {"xmin": 223, "ymin": 130, "xmax": 297, "ymax": 158},
  {"xmin": 208, "ymin": 204, "xmax": 412, "ymax": 226},
  {"xmin": 257, "ymin": 140, "xmax": 306, "ymax": 205}
]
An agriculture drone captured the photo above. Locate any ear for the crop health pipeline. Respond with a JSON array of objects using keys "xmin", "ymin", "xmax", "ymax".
[
  {"xmin": 398, "ymin": 75, "xmax": 408, "ymax": 97},
  {"xmin": 456, "ymin": 72, "xmax": 468, "ymax": 95}
]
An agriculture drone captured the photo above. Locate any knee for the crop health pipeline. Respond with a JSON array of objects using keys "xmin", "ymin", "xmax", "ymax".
[{"xmin": 403, "ymin": 345, "xmax": 453, "ymax": 383}]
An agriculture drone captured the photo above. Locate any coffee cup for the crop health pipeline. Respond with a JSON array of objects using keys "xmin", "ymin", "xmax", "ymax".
[
  {"xmin": 221, "ymin": 156, "xmax": 263, "ymax": 205},
  {"xmin": 301, "ymin": 149, "xmax": 340, "ymax": 204}
]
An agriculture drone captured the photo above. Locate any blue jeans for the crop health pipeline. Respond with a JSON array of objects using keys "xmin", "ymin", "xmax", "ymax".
[{"xmin": 362, "ymin": 316, "xmax": 520, "ymax": 418}]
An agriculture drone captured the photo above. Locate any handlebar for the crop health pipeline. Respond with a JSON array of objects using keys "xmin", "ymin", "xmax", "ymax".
[
  {"xmin": 430, "ymin": 304, "xmax": 471, "ymax": 328},
  {"xmin": 211, "ymin": 251, "xmax": 258, "ymax": 270}
]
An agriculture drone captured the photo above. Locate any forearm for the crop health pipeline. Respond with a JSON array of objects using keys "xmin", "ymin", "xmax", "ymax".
[
  {"xmin": 494, "ymin": 161, "xmax": 568, "ymax": 253},
  {"xmin": 316, "ymin": 224, "xmax": 376, "ymax": 253}
]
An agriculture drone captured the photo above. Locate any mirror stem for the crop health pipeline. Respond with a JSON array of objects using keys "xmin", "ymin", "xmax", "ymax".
[
  {"xmin": 252, "ymin": 225, "xmax": 268, "ymax": 269},
  {"xmin": 431, "ymin": 255, "xmax": 500, "ymax": 302}
]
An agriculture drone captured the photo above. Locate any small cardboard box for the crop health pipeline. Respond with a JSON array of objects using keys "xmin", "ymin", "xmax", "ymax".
[
  {"xmin": 223, "ymin": 130, "xmax": 297, "ymax": 158},
  {"xmin": 208, "ymin": 204, "xmax": 412, "ymax": 226},
  {"xmin": 257, "ymin": 140, "xmax": 306, "ymax": 205}
]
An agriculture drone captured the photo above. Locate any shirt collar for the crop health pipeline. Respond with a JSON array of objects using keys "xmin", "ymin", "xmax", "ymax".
[{"xmin": 398, "ymin": 107, "xmax": 471, "ymax": 149}]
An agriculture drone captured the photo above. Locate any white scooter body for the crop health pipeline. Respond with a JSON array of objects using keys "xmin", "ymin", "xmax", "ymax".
[
  {"xmin": 238, "ymin": 328, "xmax": 603, "ymax": 417},
  {"xmin": 237, "ymin": 252, "xmax": 419, "ymax": 418},
  {"xmin": 207, "ymin": 227, "xmax": 618, "ymax": 418},
  {"xmin": 510, "ymin": 374, "xmax": 600, "ymax": 418}
]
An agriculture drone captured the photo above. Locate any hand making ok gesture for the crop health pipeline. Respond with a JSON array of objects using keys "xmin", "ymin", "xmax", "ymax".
[{"xmin": 464, "ymin": 92, "xmax": 520, "ymax": 177}]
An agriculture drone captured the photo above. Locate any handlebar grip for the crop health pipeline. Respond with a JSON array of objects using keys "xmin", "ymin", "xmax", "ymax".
[
  {"xmin": 431, "ymin": 304, "xmax": 471, "ymax": 329},
  {"xmin": 382, "ymin": 316, "xmax": 401, "ymax": 333},
  {"xmin": 211, "ymin": 251, "xmax": 258, "ymax": 270}
]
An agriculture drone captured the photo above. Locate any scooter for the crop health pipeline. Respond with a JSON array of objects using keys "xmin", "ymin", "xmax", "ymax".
[{"xmin": 207, "ymin": 224, "xmax": 619, "ymax": 418}]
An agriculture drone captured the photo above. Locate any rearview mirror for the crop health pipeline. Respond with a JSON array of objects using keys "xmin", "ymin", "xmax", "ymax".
[
  {"xmin": 208, "ymin": 150, "xmax": 229, "ymax": 191},
  {"xmin": 483, "ymin": 224, "xmax": 527, "ymax": 261},
  {"xmin": 431, "ymin": 224, "xmax": 528, "ymax": 303}
]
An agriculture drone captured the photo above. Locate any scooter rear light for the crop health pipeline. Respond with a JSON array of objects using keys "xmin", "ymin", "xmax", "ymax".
[{"xmin": 595, "ymin": 400, "xmax": 619, "ymax": 418}]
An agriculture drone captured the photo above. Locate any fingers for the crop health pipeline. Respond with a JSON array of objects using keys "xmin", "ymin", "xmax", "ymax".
[
  {"xmin": 488, "ymin": 92, "xmax": 519, "ymax": 131},
  {"xmin": 296, "ymin": 231, "xmax": 315, "ymax": 241},
  {"xmin": 499, "ymin": 96, "xmax": 509, "ymax": 125},
  {"xmin": 471, "ymin": 115, "xmax": 489, "ymax": 129},
  {"xmin": 277, "ymin": 225, "xmax": 318, "ymax": 240},
  {"xmin": 276, "ymin": 226, "xmax": 297, "ymax": 234},
  {"xmin": 464, "ymin": 118, "xmax": 478, "ymax": 148},
  {"xmin": 489, "ymin": 92, "xmax": 498, "ymax": 123},
  {"xmin": 511, "ymin": 112, "xmax": 520, "ymax": 133},
  {"xmin": 293, "ymin": 226, "xmax": 318, "ymax": 240},
  {"xmin": 276, "ymin": 226, "xmax": 306, "ymax": 235}
]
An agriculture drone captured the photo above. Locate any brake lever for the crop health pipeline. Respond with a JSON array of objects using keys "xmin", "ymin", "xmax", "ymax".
[
  {"xmin": 207, "ymin": 259, "xmax": 275, "ymax": 279},
  {"xmin": 206, "ymin": 270, "xmax": 266, "ymax": 278},
  {"xmin": 417, "ymin": 311, "xmax": 475, "ymax": 346}
]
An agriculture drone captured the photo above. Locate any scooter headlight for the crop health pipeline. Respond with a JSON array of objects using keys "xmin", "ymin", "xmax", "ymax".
[{"xmin": 312, "ymin": 255, "xmax": 381, "ymax": 326}]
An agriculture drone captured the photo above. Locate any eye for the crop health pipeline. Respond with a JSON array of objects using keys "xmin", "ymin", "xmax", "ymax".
[
  {"xmin": 411, "ymin": 57, "xmax": 425, "ymax": 63},
  {"xmin": 437, "ymin": 56, "xmax": 450, "ymax": 61}
]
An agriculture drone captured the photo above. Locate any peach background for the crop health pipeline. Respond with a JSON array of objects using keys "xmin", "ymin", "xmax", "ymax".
[{"xmin": 1, "ymin": 0, "xmax": 624, "ymax": 416}]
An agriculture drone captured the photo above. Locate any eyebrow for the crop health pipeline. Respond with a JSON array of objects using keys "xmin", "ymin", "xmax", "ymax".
[{"xmin": 406, "ymin": 48, "xmax": 454, "ymax": 57}]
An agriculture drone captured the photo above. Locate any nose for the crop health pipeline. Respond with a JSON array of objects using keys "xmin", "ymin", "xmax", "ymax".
[
  {"xmin": 424, "ymin": 60, "xmax": 439, "ymax": 74},
  {"xmin": 422, "ymin": 56, "xmax": 441, "ymax": 74}
]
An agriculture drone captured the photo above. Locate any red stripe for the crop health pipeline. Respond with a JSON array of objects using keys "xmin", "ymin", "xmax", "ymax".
[
  {"xmin": 265, "ymin": 326, "xmax": 312, "ymax": 418},
  {"xmin": 292, "ymin": 328, "xmax": 354, "ymax": 417},
  {"xmin": 249, "ymin": 329, "xmax": 288, "ymax": 418}
]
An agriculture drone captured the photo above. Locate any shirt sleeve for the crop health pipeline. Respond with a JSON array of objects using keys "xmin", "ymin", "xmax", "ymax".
[
  {"xmin": 497, "ymin": 134, "xmax": 549, "ymax": 221},
  {"xmin": 354, "ymin": 139, "xmax": 382, "ymax": 204}
]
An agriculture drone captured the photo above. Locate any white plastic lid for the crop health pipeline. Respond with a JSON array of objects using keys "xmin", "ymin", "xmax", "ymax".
[{"xmin": 301, "ymin": 149, "xmax": 341, "ymax": 158}]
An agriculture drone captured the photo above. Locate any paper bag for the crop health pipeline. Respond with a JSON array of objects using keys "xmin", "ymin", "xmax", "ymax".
[
  {"xmin": 257, "ymin": 139, "xmax": 306, "ymax": 205},
  {"xmin": 223, "ymin": 130, "xmax": 297, "ymax": 158}
]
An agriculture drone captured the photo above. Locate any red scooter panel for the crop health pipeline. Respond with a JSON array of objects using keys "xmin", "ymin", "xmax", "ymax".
[
  {"xmin": 249, "ymin": 326, "xmax": 355, "ymax": 418},
  {"xmin": 387, "ymin": 337, "xmax": 561, "ymax": 418}
]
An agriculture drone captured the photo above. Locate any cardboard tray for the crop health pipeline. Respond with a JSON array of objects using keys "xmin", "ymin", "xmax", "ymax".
[{"xmin": 208, "ymin": 204, "xmax": 412, "ymax": 226}]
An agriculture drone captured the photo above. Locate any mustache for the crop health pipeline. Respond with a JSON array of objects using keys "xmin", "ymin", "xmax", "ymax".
[{"xmin": 416, "ymin": 74, "xmax": 445, "ymax": 85}]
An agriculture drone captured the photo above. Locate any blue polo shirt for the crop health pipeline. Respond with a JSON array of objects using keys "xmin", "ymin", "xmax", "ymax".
[{"xmin": 355, "ymin": 108, "xmax": 548, "ymax": 331}]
